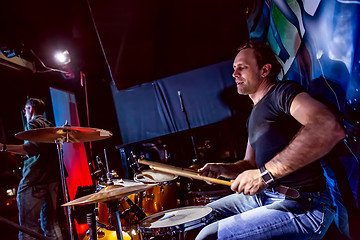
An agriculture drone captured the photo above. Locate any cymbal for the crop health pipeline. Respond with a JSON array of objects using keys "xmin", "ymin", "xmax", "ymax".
[
  {"xmin": 15, "ymin": 126, "xmax": 113, "ymax": 143},
  {"xmin": 188, "ymin": 163, "xmax": 204, "ymax": 171},
  {"xmin": 62, "ymin": 183, "xmax": 156, "ymax": 206}
]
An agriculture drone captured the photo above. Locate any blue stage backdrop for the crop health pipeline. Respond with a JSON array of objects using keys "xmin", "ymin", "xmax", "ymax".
[{"xmin": 111, "ymin": 60, "xmax": 235, "ymax": 144}]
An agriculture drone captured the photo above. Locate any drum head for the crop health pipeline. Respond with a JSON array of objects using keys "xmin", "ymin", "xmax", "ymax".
[
  {"xmin": 134, "ymin": 169, "xmax": 177, "ymax": 184},
  {"xmin": 140, "ymin": 206, "xmax": 213, "ymax": 229},
  {"xmin": 98, "ymin": 179, "xmax": 145, "ymax": 189}
]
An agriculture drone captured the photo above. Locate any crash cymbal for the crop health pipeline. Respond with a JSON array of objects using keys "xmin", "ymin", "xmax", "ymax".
[
  {"xmin": 15, "ymin": 126, "xmax": 112, "ymax": 143},
  {"xmin": 62, "ymin": 183, "xmax": 156, "ymax": 206}
]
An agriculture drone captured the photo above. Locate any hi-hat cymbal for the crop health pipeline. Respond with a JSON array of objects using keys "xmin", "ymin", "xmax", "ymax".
[
  {"xmin": 15, "ymin": 126, "xmax": 113, "ymax": 143},
  {"xmin": 62, "ymin": 183, "xmax": 156, "ymax": 206}
]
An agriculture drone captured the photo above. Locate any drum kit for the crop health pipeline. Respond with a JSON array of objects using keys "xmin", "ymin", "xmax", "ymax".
[{"xmin": 14, "ymin": 126, "xmax": 229, "ymax": 240}]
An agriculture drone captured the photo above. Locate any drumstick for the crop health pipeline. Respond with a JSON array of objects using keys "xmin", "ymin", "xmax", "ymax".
[{"xmin": 138, "ymin": 159, "xmax": 232, "ymax": 187}]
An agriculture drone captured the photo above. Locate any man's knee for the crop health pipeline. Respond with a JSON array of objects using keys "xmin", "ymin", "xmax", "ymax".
[{"xmin": 196, "ymin": 222, "xmax": 219, "ymax": 240}]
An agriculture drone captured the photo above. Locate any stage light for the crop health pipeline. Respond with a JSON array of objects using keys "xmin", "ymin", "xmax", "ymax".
[
  {"xmin": 6, "ymin": 188, "xmax": 16, "ymax": 196},
  {"xmin": 54, "ymin": 50, "xmax": 71, "ymax": 65}
]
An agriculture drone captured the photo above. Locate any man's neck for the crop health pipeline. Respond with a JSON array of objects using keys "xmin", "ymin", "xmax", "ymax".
[
  {"xmin": 29, "ymin": 113, "xmax": 40, "ymax": 121},
  {"xmin": 249, "ymin": 79, "xmax": 275, "ymax": 105}
]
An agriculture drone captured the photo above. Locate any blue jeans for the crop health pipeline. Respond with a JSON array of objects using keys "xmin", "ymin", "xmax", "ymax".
[
  {"xmin": 196, "ymin": 188, "xmax": 335, "ymax": 240},
  {"xmin": 17, "ymin": 182, "xmax": 63, "ymax": 240}
]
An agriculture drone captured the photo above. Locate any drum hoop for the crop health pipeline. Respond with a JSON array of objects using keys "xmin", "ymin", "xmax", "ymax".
[
  {"xmin": 139, "ymin": 206, "xmax": 214, "ymax": 235},
  {"xmin": 97, "ymin": 179, "xmax": 144, "ymax": 189}
]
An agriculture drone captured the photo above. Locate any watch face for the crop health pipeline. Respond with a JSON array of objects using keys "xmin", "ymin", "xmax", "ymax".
[{"xmin": 262, "ymin": 172, "xmax": 273, "ymax": 182}]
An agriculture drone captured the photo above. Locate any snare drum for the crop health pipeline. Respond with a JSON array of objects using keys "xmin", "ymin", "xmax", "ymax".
[
  {"xmin": 139, "ymin": 206, "xmax": 214, "ymax": 239},
  {"xmin": 134, "ymin": 169, "xmax": 178, "ymax": 215}
]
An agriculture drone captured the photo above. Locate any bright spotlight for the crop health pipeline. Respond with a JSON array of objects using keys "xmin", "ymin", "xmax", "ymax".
[{"xmin": 54, "ymin": 50, "xmax": 71, "ymax": 65}]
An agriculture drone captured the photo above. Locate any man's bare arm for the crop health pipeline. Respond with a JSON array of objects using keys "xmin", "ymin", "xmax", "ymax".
[
  {"xmin": 265, "ymin": 92, "xmax": 345, "ymax": 179},
  {"xmin": 0, "ymin": 143, "xmax": 27, "ymax": 155}
]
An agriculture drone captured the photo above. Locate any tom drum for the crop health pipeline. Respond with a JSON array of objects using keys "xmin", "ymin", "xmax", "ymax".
[
  {"xmin": 134, "ymin": 169, "xmax": 178, "ymax": 216},
  {"xmin": 97, "ymin": 179, "xmax": 145, "ymax": 232}
]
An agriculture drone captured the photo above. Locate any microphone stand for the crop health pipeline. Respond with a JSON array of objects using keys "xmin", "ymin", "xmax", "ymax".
[
  {"xmin": 178, "ymin": 90, "xmax": 199, "ymax": 162},
  {"xmin": 81, "ymin": 71, "xmax": 96, "ymax": 185}
]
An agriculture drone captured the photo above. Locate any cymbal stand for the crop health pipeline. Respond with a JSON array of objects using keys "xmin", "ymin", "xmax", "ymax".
[
  {"xmin": 104, "ymin": 149, "xmax": 113, "ymax": 185},
  {"xmin": 108, "ymin": 202, "xmax": 124, "ymax": 240},
  {"xmin": 55, "ymin": 137, "xmax": 75, "ymax": 240}
]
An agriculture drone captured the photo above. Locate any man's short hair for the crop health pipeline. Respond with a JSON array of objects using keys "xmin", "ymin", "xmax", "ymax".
[
  {"xmin": 26, "ymin": 98, "xmax": 46, "ymax": 115},
  {"xmin": 238, "ymin": 41, "xmax": 283, "ymax": 83}
]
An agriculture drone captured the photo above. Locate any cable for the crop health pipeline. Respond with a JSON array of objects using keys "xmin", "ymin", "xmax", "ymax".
[
  {"xmin": 343, "ymin": 140, "xmax": 359, "ymax": 163},
  {"xmin": 29, "ymin": 49, "xmax": 70, "ymax": 74},
  {"xmin": 315, "ymin": 51, "xmax": 341, "ymax": 110},
  {"xmin": 312, "ymin": 40, "xmax": 359, "ymax": 160},
  {"xmin": 85, "ymin": 0, "xmax": 115, "ymax": 82}
]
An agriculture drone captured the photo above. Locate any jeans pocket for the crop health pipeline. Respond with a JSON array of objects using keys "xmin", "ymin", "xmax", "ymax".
[
  {"xmin": 312, "ymin": 203, "xmax": 336, "ymax": 238},
  {"xmin": 32, "ymin": 184, "xmax": 48, "ymax": 198}
]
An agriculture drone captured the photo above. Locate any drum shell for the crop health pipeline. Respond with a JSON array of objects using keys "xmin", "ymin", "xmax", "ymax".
[
  {"xmin": 97, "ymin": 196, "xmax": 138, "ymax": 229},
  {"xmin": 134, "ymin": 169, "xmax": 178, "ymax": 216},
  {"xmin": 82, "ymin": 226, "xmax": 133, "ymax": 240},
  {"xmin": 140, "ymin": 181, "xmax": 178, "ymax": 216},
  {"xmin": 96, "ymin": 180, "xmax": 142, "ymax": 229}
]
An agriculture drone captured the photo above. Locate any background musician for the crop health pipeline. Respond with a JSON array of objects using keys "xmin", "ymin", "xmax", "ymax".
[{"xmin": 0, "ymin": 98, "xmax": 63, "ymax": 240}]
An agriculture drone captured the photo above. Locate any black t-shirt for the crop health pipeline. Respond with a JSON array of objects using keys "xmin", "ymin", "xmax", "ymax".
[
  {"xmin": 248, "ymin": 81, "xmax": 325, "ymax": 189},
  {"xmin": 19, "ymin": 115, "xmax": 60, "ymax": 192}
]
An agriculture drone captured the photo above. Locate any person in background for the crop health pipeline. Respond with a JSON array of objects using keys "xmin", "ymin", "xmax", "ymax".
[
  {"xmin": 196, "ymin": 41, "xmax": 345, "ymax": 239},
  {"xmin": 0, "ymin": 98, "xmax": 63, "ymax": 240}
]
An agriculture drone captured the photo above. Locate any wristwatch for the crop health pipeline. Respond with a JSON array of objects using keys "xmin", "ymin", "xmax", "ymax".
[
  {"xmin": 260, "ymin": 166, "xmax": 274, "ymax": 185},
  {"xmin": 1, "ymin": 144, "xmax": 6, "ymax": 152}
]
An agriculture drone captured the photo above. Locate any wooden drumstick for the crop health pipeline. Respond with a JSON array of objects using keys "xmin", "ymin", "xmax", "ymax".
[{"xmin": 138, "ymin": 159, "xmax": 232, "ymax": 187}]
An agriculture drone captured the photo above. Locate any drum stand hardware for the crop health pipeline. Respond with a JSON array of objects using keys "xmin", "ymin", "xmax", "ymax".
[
  {"xmin": 120, "ymin": 197, "xmax": 146, "ymax": 221},
  {"xmin": 86, "ymin": 212, "xmax": 97, "ymax": 240},
  {"xmin": 107, "ymin": 202, "xmax": 125, "ymax": 240},
  {"xmin": 55, "ymin": 137, "xmax": 76, "ymax": 240}
]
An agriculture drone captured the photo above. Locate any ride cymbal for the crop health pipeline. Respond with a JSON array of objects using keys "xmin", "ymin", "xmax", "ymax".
[{"xmin": 15, "ymin": 126, "xmax": 112, "ymax": 143}]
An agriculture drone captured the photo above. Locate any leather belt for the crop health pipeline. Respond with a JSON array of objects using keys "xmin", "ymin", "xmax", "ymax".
[{"xmin": 266, "ymin": 185, "xmax": 300, "ymax": 199}]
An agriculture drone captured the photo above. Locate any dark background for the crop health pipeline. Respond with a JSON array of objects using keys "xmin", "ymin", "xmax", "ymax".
[{"xmin": 0, "ymin": 0, "xmax": 249, "ymax": 144}]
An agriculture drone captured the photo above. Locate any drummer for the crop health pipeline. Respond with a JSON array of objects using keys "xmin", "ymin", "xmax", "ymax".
[
  {"xmin": 0, "ymin": 98, "xmax": 63, "ymax": 240},
  {"xmin": 196, "ymin": 42, "xmax": 345, "ymax": 239}
]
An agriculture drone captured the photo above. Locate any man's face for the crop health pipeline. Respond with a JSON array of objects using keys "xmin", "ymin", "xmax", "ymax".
[
  {"xmin": 23, "ymin": 105, "xmax": 33, "ymax": 121},
  {"xmin": 232, "ymin": 48, "xmax": 262, "ymax": 95}
]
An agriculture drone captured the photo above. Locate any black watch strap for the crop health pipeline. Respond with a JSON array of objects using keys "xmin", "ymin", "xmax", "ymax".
[
  {"xmin": 1, "ymin": 143, "xmax": 6, "ymax": 152},
  {"xmin": 260, "ymin": 166, "xmax": 274, "ymax": 185}
]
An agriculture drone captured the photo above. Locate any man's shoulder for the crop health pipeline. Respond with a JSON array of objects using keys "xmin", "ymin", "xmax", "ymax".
[
  {"xmin": 275, "ymin": 80, "xmax": 303, "ymax": 88},
  {"xmin": 273, "ymin": 80, "xmax": 306, "ymax": 94},
  {"xmin": 28, "ymin": 115, "xmax": 53, "ymax": 129}
]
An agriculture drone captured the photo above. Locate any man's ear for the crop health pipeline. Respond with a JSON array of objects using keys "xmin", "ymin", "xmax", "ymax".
[
  {"xmin": 29, "ymin": 106, "xmax": 36, "ymax": 117},
  {"xmin": 261, "ymin": 64, "xmax": 272, "ymax": 78}
]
